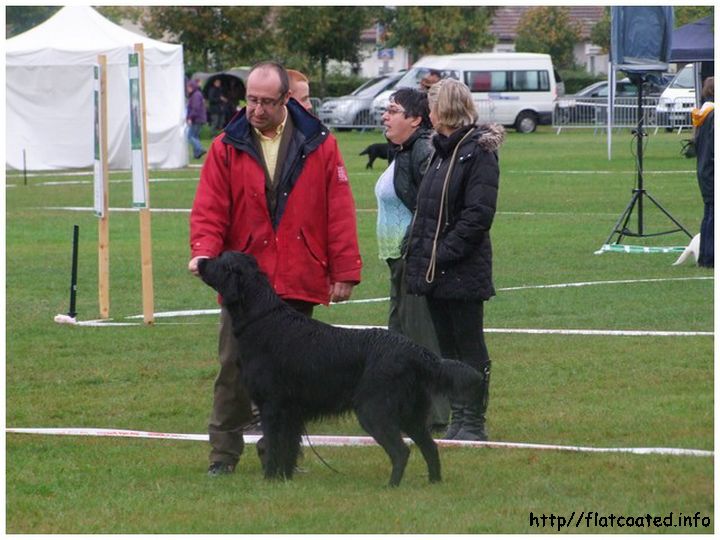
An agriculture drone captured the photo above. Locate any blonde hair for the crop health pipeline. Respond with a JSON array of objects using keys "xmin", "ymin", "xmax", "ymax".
[
  {"xmin": 287, "ymin": 69, "xmax": 309, "ymax": 84},
  {"xmin": 427, "ymin": 78, "xmax": 478, "ymax": 130}
]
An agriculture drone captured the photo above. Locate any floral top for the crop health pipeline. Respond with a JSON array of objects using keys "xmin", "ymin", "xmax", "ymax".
[{"xmin": 375, "ymin": 161, "xmax": 413, "ymax": 260}]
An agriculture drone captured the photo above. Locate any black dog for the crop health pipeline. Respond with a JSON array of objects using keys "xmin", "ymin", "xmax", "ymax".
[
  {"xmin": 198, "ymin": 251, "xmax": 481, "ymax": 486},
  {"xmin": 359, "ymin": 142, "xmax": 395, "ymax": 169}
]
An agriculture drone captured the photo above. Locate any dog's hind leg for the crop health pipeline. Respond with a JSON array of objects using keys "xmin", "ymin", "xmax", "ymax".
[
  {"xmin": 357, "ymin": 408, "xmax": 410, "ymax": 487},
  {"xmin": 404, "ymin": 424, "xmax": 441, "ymax": 483}
]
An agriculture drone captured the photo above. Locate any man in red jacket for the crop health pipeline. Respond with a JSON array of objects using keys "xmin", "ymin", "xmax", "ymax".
[{"xmin": 188, "ymin": 61, "xmax": 362, "ymax": 476}]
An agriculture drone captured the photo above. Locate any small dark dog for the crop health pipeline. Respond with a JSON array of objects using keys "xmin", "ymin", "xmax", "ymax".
[
  {"xmin": 198, "ymin": 251, "xmax": 481, "ymax": 487},
  {"xmin": 359, "ymin": 142, "xmax": 395, "ymax": 169}
]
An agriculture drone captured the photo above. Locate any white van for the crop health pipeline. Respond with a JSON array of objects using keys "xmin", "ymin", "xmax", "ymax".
[
  {"xmin": 655, "ymin": 63, "xmax": 695, "ymax": 127},
  {"xmin": 372, "ymin": 53, "xmax": 562, "ymax": 133}
]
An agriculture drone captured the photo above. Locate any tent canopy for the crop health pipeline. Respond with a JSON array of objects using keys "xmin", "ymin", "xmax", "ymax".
[
  {"xmin": 6, "ymin": 6, "xmax": 187, "ymax": 170},
  {"xmin": 670, "ymin": 16, "xmax": 714, "ymax": 62}
]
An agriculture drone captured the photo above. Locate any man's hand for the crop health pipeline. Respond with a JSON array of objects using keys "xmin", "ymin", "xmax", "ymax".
[
  {"xmin": 329, "ymin": 281, "xmax": 354, "ymax": 303},
  {"xmin": 188, "ymin": 255, "xmax": 209, "ymax": 277}
]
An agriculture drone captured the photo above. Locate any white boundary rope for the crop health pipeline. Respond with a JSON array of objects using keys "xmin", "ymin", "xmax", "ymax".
[
  {"xmin": 6, "ymin": 428, "xmax": 712, "ymax": 458},
  {"xmin": 64, "ymin": 276, "xmax": 712, "ymax": 333},
  {"xmin": 71, "ymin": 317, "xmax": 712, "ymax": 336}
]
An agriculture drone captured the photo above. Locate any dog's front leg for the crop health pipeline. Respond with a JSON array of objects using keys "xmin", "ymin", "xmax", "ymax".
[
  {"xmin": 260, "ymin": 404, "xmax": 303, "ymax": 481},
  {"xmin": 260, "ymin": 405, "xmax": 282, "ymax": 480}
]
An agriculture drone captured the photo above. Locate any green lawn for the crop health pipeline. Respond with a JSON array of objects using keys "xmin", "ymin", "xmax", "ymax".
[{"xmin": 5, "ymin": 126, "xmax": 713, "ymax": 533}]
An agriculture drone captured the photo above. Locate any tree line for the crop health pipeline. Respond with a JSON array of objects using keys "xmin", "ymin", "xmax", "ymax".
[{"xmin": 7, "ymin": 6, "xmax": 713, "ymax": 96}]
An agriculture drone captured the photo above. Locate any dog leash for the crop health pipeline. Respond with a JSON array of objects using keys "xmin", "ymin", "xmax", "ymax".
[
  {"xmin": 304, "ymin": 425, "xmax": 342, "ymax": 475},
  {"xmin": 425, "ymin": 128, "xmax": 475, "ymax": 284},
  {"xmin": 242, "ymin": 413, "xmax": 341, "ymax": 474}
]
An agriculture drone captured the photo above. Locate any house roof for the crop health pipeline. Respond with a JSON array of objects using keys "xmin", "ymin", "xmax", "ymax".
[
  {"xmin": 364, "ymin": 6, "xmax": 605, "ymax": 43},
  {"xmin": 490, "ymin": 6, "xmax": 605, "ymax": 42}
]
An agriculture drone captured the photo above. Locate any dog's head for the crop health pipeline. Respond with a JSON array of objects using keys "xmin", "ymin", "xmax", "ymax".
[{"xmin": 198, "ymin": 251, "xmax": 261, "ymax": 306}]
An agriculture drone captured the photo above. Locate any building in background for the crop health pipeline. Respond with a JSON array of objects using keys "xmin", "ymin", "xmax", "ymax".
[
  {"xmin": 489, "ymin": 6, "xmax": 607, "ymax": 75},
  {"xmin": 346, "ymin": 7, "xmax": 607, "ymax": 78}
]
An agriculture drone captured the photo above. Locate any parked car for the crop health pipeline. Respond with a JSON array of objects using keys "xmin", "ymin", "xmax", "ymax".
[
  {"xmin": 555, "ymin": 77, "xmax": 667, "ymax": 124},
  {"xmin": 318, "ymin": 72, "xmax": 404, "ymax": 130},
  {"xmin": 656, "ymin": 64, "xmax": 696, "ymax": 127}
]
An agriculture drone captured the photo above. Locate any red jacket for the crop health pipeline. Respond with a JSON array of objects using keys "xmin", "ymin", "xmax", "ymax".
[{"xmin": 190, "ymin": 99, "xmax": 362, "ymax": 305}]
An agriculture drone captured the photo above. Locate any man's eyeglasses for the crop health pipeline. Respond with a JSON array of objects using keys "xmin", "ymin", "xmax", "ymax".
[{"xmin": 246, "ymin": 94, "xmax": 286, "ymax": 108}]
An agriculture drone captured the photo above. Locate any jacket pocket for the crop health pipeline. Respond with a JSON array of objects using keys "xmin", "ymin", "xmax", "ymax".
[{"xmin": 299, "ymin": 228, "xmax": 327, "ymax": 268}]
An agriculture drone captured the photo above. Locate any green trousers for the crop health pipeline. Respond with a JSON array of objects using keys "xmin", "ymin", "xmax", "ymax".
[{"xmin": 387, "ymin": 257, "xmax": 450, "ymax": 429}]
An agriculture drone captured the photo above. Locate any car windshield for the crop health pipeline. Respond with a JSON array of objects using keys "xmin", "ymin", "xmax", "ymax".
[
  {"xmin": 394, "ymin": 67, "xmax": 461, "ymax": 89},
  {"xmin": 670, "ymin": 65, "xmax": 694, "ymax": 89},
  {"xmin": 351, "ymin": 76, "xmax": 396, "ymax": 98},
  {"xmin": 577, "ymin": 82, "xmax": 605, "ymax": 97}
]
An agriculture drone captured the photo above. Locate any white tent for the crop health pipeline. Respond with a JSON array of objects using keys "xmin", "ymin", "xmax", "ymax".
[{"xmin": 6, "ymin": 6, "xmax": 188, "ymax": 171}]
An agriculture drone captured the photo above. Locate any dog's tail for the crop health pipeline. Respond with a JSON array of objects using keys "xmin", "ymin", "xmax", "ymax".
[
  {"xmin": 413, "ymin": 348, "xmax": 483, "ymax": 403},
  {"xmin": 359, "ymin": 146, "xmax": 369, "ymax": 156}
]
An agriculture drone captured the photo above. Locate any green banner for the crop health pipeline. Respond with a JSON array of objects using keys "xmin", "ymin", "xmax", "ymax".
[{"xmin": 595, "ymin": 244, "xmax": 686, "ymax": 255}]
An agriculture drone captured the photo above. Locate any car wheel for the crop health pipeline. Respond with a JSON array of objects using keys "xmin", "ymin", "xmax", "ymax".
[{"xmin": 515, "ymin": 111, "xmax": 537, "ymax": 133}]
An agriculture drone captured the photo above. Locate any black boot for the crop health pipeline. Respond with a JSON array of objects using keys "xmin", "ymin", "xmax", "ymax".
[
  {"xmin": 443, "ymin": 401, "xmax": 465, "ymax": 440},
  {"xmin": 454, "ymin": 364, "xmax": 490, "ymax": 441}
]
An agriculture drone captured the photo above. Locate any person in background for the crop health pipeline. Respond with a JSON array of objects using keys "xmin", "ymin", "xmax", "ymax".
[
  {"xmin": 420, "ymin": 69, "xmax": 442, "ymax": 92},
  {"xmin": 404, "ymin": 78, "xmax": 504, "ymax": 441},
  {"xmin": 376, "ymin": 87, "xmax": 449, "ymax": 433},
  {"xmin": 207, "ymin": 78, "xmax": 225, "ymax": 133},
  {"xmin": 188, "ymin": 61, "xmax": 362, "ymax": 476},
  {"xmin": 186, "ymin": 79, "xmax": 207, "ymax": 159},
  {"xmin": 693, "ymin": 76, "xmax": 714, "ymax": 268},
  {"xmin": 287, "ymin": 69, "xmax": 313, "ymax": 113}
]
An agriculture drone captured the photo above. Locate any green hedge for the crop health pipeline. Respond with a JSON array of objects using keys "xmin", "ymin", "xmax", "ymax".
[
  {"xmin": 560, "ymin": 70, "xmax": 605, "ymax": 94},
  {"xmin": 311, "ymin": 75, "xmax": 369, "ymax": 99}
]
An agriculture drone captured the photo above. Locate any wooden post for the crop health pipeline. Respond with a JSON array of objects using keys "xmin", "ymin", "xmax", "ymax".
[
  {"xmin": 135, "ymin": 43, "xmax": 154, "ymax": 325},
  {"xmin": 97, "ymin": 55, "xmax": 110, "ymax": 319}
]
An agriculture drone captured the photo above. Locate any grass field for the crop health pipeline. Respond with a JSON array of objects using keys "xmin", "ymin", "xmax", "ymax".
[{"xmin": 5, "ymin": 126, "xmax": 714, "ymax": 533}]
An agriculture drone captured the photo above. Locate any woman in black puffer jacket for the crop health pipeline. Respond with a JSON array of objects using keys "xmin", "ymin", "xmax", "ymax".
[{"xmin": 405, "ymin": 78, "xmax": 504, "ymax": 441}]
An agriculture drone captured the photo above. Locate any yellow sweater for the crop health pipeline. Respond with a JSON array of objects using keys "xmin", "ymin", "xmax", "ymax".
[{"xmin": 692, "ymin": 102, "xmax": 714, "ymax": 128}]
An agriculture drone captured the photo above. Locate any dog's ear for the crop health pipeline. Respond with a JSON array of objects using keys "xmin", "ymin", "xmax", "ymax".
[{"xmin": 224, "ymin": 251, "xmax": 258, "ymax": 277}]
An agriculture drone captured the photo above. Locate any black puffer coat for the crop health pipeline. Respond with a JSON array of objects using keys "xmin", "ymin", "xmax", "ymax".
[{"xmin": 405, "ymin": 123, "xmax": 504, "ymax": 301}]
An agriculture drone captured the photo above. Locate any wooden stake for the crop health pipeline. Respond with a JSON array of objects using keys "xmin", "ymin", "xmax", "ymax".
[
  {"xmin": 98, "ymin": 54, "xmax": 110, "ymax": 319},
  {"xmin": 135, "ymin": 43, "xmax": 154, "ymax": 325}
]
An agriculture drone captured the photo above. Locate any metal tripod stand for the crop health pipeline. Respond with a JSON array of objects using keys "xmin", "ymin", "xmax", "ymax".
[{"xmin": 601, "ymin": 74, "xmax": 692, "ymax": 247}]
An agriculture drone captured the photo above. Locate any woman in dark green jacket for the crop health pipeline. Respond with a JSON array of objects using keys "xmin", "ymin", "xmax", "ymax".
[{"xmin": 375, "ymin": 88, "xmax": 449, "ymax": 433}]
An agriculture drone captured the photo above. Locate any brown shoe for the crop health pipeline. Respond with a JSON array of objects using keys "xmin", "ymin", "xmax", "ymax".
[{"xmin": 207, "ymin": 461, "xmax": 235, "ymax": 477}]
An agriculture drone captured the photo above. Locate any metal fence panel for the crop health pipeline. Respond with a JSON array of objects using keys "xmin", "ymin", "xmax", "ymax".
[{"xmin": 553, "ymin": 96, "xmax": 694, "ymax": 131}]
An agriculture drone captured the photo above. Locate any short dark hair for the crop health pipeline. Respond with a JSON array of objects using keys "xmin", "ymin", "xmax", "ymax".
[
  {"xmin": 249, "ymin": 61, "xmax": 290, "ymax": 96},
  {"xmin": 702, "ymin": 76, "xmax": 714, "ymax": 100},
  {"xmin": 390, "ymin": 87, "xmax": 432, "ymax": 129}
]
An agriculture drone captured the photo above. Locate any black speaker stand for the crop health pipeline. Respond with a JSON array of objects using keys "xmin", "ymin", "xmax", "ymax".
[{"xmin": 600, "ymin": 74, "xmax": 692, "ymax": 251}]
